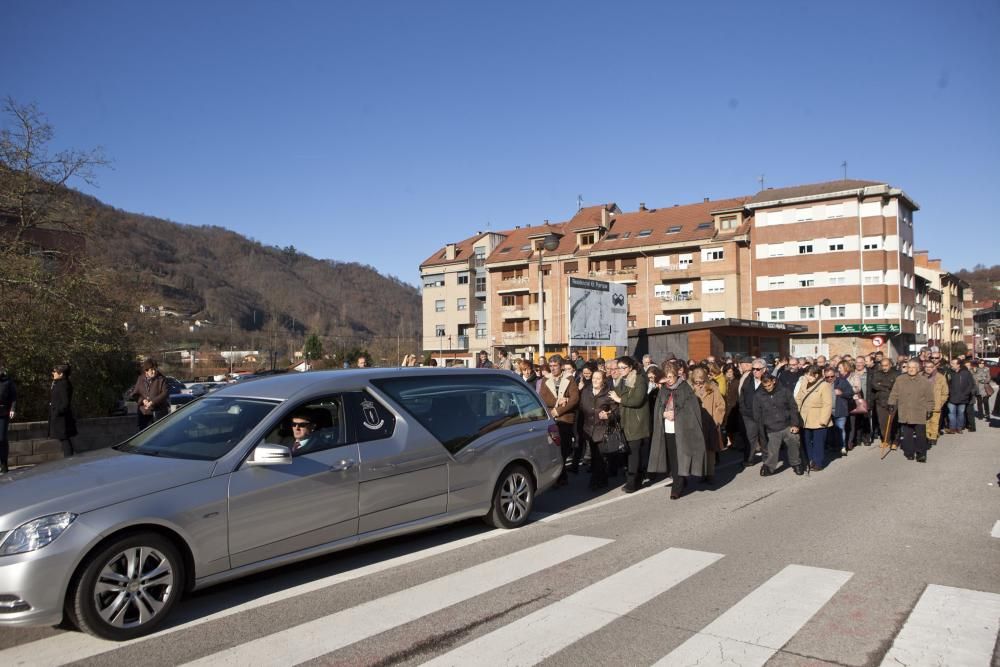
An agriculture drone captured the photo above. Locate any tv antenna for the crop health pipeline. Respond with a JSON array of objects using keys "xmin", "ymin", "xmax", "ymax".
[
  {"xmin": 841, "ymin": 160, "xmax": 848, "ymax": 180},
  {"xmin": 577, "ymin": 194, "xmax": 583, "ymax": 211},
  {"xmin": 757, "ymin": 174, "xmax": 765, "ymax": 191}
]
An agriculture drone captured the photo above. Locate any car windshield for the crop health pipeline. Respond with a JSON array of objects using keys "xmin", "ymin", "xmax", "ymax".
[{"xmin": 115, "ymin": 396, "xmax": 280, "ymax": 460}]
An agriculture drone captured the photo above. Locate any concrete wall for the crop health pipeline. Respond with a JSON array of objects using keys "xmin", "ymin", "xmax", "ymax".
[{"xmin": 6, "ymin": 416, "xmax": 135, "ymax": 467}]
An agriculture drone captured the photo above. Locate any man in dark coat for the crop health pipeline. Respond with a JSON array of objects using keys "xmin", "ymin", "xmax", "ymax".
[
  {"xmin": 870, "ymin": 357, "xmax": 899, "ymax": 443},
  {"xmin": 753, "ymin": 372, "xmax": 805, "ymax": 476},
  {"xmin": 0, "ymin": 363, "xmax": 16, "ymax": 473},
  {"xmin": 776, "ymin": 357, "xmax": 804, "ymax": 393},
  {"xmin": 945, "ymin": 358, "xmax": 975, "ymax": 433},
  {"xmin": 738, "ymin": 357, "xmax": 766, "ymax": 466},
  {"xmin": 130, "ymin": 359, "xmax": 170, "ymax": 431}
]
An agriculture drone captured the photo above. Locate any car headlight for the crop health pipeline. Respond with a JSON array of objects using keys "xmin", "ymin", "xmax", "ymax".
[{"xmin": 0, "ymin": 513, "xmax": 77, "ymax": 556}]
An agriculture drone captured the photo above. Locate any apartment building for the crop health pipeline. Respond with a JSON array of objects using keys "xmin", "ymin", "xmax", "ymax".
[
  {"xmin": 962, "ymin": 287, "xmax": 976, "ymax": 351},
  {"xmin": 915, "ymin": 251, "xmax": 967, "ymax": 351},
  {"xmin": 419, "ymin": 231, "xmax": 505, "ymax": 365},
  {"xmin": 747, "ymin": 180, "xmax": 920, "ymax": 358}
]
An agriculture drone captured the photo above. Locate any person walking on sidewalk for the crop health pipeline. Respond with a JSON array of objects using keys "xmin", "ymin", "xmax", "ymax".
[
  {"xmin": 870, "ymin": 357, "xmax": 898, "ymax": 445},
  {"xmin": 610, "ymin": 356, "xmax": 651, "ymax": 494},
  {"xmin": 130, "ymin": 359, "xmax": 170, "ymax": 431},
  {"xmin": 971, "ymin": 359, "xmax": 993, "ymax": 420},
  {"xmin": 48, "ymin": 363, "xmax": 77, "ymax": 458},
  {"xmin": 889, "ymin": 360, "xmax": 935, "ymax": 462},
  {"xmin": 797, "ymin": 365, "xmax": 833, "ymax": 471}
]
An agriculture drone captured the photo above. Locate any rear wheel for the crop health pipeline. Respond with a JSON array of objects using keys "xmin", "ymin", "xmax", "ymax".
[
  {"xmin": 485, "ymin": 464, "xmax": 535, "ymax": 529},
  {"xmin": 70, "ymin": 532, "xmax": 184, "ymax": 640}
]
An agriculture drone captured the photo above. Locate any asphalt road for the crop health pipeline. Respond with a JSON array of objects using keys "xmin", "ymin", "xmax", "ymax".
[{"xmin": 2, "ymin": 417, "xmax": 998, "ymax": 666}]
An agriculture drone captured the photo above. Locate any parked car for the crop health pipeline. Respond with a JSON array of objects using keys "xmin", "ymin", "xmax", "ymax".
[{"xmin": 0, "ymin": 369, "xmax": 562, "ymax": 640}]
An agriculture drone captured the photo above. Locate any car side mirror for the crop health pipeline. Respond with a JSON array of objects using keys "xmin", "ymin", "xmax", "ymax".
[{"xmin": 247, "ymin": 443, "xmax": 293, "ymax": 466}]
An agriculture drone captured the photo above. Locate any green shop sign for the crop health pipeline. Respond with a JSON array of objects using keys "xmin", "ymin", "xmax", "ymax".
[{"xmin": 833, "ymin": 323, "xmax": 901, "ymax": 334}]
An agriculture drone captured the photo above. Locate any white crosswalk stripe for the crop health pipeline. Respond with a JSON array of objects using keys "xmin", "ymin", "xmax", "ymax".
[
  {"xmin": 421, "ymin": 547, "xmax": 723, "ymax": 667},
  {"xmin": 879, "ymin": 584, "xmax": 1000, "ymax": 667},
  {"xmin": 655, "ymin": 564, "xmax": 852, "ymax": 667},
  {"xmin": 180, "ymin": 534, "xmax": 612, "ymax": 667}
]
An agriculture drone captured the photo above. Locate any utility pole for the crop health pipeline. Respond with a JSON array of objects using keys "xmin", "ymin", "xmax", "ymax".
[
  {"xmin": 757, "ymin": 174, "xmax": 765, "ymax": 192},
  {"xmin": 841, "ymin": 160, "xmax": 848, "ymax": 180}
]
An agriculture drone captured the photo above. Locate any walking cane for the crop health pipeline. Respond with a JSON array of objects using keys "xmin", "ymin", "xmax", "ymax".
[{"xmin": 880, "ymin": 410, "xmax": 896, "ymax": 460}]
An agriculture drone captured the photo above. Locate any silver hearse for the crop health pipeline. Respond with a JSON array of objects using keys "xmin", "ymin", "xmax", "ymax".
[{"xmin": 0, "ymin": 369, "xmax": 562, "ymax": 640}]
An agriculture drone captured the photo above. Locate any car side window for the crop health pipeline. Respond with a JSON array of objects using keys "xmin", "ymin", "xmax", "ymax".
[
  {"xmin": 346, "ymin": 391, "xmax": 396, "ymax": 442},
  {"xmin": 263, "ymin": 395, "xmax": 347, "ymax": 455},
  {"xmin": 372, "ymin": 374, "xmax": 547, "ymax": 454}
]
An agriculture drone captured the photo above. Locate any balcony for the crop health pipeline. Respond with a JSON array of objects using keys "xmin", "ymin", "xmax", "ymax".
[
  {"xmin": 497, "ymin": 277, "xmax": 531, "ymax": 294},
  {"xmin": 658, "ymin": 264, "xmax": 697, "ymax": 280},
  {"xmin": 456, "ymin": 335, "xmax": 469, "ymax": 349},
  {"xmin": 501, "ymin": 305, "xmax": 529, "ymax": 320},
  {"xmin": 501, "ymin": 332, "xmax": 531, "ymax": 345},
  {"xmin": 589, "ymin": 269, "xmax": 638, "ymax": 283},
  {"xmin": 659, "ymin": 294, "xmax": 700, "ymax": 311},
  {"xmin": 474, "ymin": 309, "xmax": 488, "ymax": 324}
]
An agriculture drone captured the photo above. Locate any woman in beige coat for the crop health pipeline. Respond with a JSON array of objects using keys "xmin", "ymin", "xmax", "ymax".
[
  {"xmin": 796, "ymin": 364, "xmax": 833, "ymax": 470},
  {"xmin": 691, "ymin": 367, "xmax": 725, "ymax": 483}
]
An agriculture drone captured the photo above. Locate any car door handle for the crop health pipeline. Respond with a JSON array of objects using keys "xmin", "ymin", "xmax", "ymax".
[
  {"xmin": 369, "ymin": 463, "xmax": 396, "ymax": 472},
  {"xmin": 330, "ymin": 459, "xmax": 357, "ymax": 472}
]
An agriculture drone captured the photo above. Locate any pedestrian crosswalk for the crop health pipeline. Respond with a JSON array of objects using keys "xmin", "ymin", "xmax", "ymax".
[{"xmin": 1, "ymin": 533, "xmax": 998, "ymax": 666}]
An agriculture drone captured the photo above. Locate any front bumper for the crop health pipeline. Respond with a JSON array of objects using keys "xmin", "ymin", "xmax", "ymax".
[{"xmin": 0, "ymin": 520, "xmax": 98, "ymax": 627}]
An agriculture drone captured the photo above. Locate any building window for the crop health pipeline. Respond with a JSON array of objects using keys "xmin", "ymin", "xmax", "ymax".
[
  {"xmin": 564, "ymin": 261, "xmax": 578, "ymax": 274},
  {"xmin": 637, "ymin": 229, "xmax": 652, "ymax": 237},
  {"xmin": 501, "ymin": 295, "xmax": 516, "ymax": 307},
  {"xmin": 435, "ymin": 300, "xmax": 445, "ymax": 312},
  {"xmin": 704, "ymin": 279, "xmax": 725, "ymax": 294},
  {"xmin": 799, "ymin": 278, "xmax": 815, "ymax": 287},
  {"xmin": 863, "ymin": 271, "xmax": 883, "ymax": 285},
  {"xmin": 475, "ymin": 325, "xmax": 487, "ymax": 339},
  {"xmin": 679, "ymin": 314, "xmax": 691, "ymax": 324},
  {"xmin": 475, "ymin": 276, "xmax": 486, "ymax": 292},
  {"xmin": 697, "ymin": 221, "xmax": 713, "ymax": 230},
  {"xmin": 829, "ymin": 305, "xmax": 846, "ymax": 318},
  {"xmin": 829, "ymin": 274, "xmax": 846, "ymax": 285},
  {"xmin": 770, "ymin": 309, "xmax": 786, "ymax": 321},
  {"xmin": 862, "ymin": 237, "xmax": 882, "ymax": 251},
  {"xmin": 457, "ymin": 298, "xmax": 467, "ymax": 311},
  {"xmin": 579, "ymin": 232, "xmax": 595, "ymax": 246},
  {"xmin": 654, "ymin": 315, "xmax": 671, "ymax": 326},
  {"xmin": 627, "ymin": 317, "xmax": 637, "ymax": 327},
  {"xmin": 701, "ymin": 248, "xmax": 724, "ymax": 262},
  {"xmin": 798, "ymin": 243, "xmax": 814, "ymax": 254},
  {"xmin": 423, "ymin": 274, "xmax": 445, "ymax": 288},
  {"xmin": 796, "ymin": 207, "xmax": 813, "ymax": 221},
  {"xmin": 667, "ymin": 226, "xmax": 682, "ymax": 234},
  {"xmin": 654, "ymin": 284, "xmax": 670, "ymax": 298},
  {"xmin": 435, "ymin": 324, "xmax": 446, "ymax": 337},
  {"xmin": 678, "ymin": 254, "xmax": 693, "ymax": 267},
  {"xmin": 768, "ymin": 245, "xmax": 786, "ymax": 257},
  {"xmin": 719, "ymin": 215, "xmax": 738, "ymax": 229},
  {"xmin": 704, "ymin": 311, "xmax": 726, "ymax": 321},
  {"xmin": 457, "ymin": 274, "xmax": 470, "ymax": 285},
  {"xmin": 799, "ymin": 306, "xmax": 816, "ymax": 319},
  {"xmin": 768, "ymin": 278, "xmax": 785, "ymax": 289},
  {"xmin": 864, "ymin": 304, "xmax": 881, "ymax": 318},
  {"xmin": 828, "ymin": 241, "xmax": 844, "ymax": 251}
]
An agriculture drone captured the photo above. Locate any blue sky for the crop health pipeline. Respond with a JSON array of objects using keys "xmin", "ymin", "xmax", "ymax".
[{"xmin": 3, "ymin": 1, "xmax": 998, "ymax": 285}]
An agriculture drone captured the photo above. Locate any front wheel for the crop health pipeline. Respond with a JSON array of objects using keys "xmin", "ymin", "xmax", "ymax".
[
  {"xmin": 485, "ymin": 464, "xmax": 535, "ymax": 529},
  {"xmin": 69, "ymin": 532, "xmax": 184, "ymax": 640}
]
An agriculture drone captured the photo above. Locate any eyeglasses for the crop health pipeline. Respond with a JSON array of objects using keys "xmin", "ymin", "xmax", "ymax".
[
  {"xmin": 291, "ymin": 421, "xmax": 312, "ymax": 428},
  {"xmin": 824, "ymin": 375, "xmax": 835, "ymax": 380},
  {"xmin": 931, "ymin": 356, "xmax": 941, "ymax": 360},
  {"xmin": 617, "ymin": 365, "xmax": 628, "ymax": 370},
  {"xmin": 752, "ymin": 367, "xmax": 765, "ymax": 372},
  {"xmin": 693, "ymin": 380, "xmax": 706, "ymax": 385}
]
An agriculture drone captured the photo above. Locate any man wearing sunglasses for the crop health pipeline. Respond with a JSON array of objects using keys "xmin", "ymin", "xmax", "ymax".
[
  {"xmin": 738, "ymin": 356, "xmax": 766, "ymax": 467},
  {"xmin": 287, "ymin": 410, "xmax": 318, "ymax": 454}
]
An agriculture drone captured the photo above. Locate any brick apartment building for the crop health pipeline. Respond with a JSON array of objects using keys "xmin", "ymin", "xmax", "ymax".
[
  {"xmin": 421, "ymin": 178, "xmax": 950, "ymax": 365},
  {"xmin": 915, "ymin": 251, "xmax": 967, "ymax": 351}
]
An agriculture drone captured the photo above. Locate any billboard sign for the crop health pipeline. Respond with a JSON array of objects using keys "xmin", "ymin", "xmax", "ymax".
[{"xmin": 568, "ymin": 277, "xmax": 627, "ymax": 347}]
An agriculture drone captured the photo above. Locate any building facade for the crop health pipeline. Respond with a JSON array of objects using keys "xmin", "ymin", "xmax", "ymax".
[{"xmin": 915, "ymin": 251, "xmax": 967, "ymax": 352}]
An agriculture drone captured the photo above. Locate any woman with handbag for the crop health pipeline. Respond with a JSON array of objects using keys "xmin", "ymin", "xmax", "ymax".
[
  {"xmin": 579, "ymin": 369, "xmax": 614, "ymax": 490},
  {"xmin": 649, "ymin": 361, "xmax": 707, "ymax": 499},
  {"xmin": 847, "ymin": 358, "xmax": 872, "ymax": 447},
  {"xmin": 797, "ymin": 365, "xmax": 834, "ymax": 471},
  {"xmin": 609, "ymin": 356, "xmax": 651, "ymax": 494}
]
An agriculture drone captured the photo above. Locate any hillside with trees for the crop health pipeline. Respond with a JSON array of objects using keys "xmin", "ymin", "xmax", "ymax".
[{"xmin": 954, "ymin": 264, "xmax": 1000, "ymax": 306}]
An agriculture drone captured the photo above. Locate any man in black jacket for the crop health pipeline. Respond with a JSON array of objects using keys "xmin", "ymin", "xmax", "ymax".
[
  {"xmin": 870, "ymin": 357, "xmax": 899, "ymax": 443},
  {"xmin": 946, "ymin": 358, "xmax": 975, "ymax": 433},
  {"xmin": 753, "ymin": 373, "xmax": 805, "ymax": 476},
  {"xmin": 738, "ymin": 357, "xmax": 766, "ymax": 466}
]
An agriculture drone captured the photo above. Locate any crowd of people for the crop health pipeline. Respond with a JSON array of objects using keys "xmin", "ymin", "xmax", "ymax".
[{"xmin": 496, "ymin": 346, "xmax": 997, "ymax": 499}]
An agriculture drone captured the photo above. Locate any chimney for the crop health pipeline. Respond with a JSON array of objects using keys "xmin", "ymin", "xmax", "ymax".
[
  {"xmin": 639, "ymin": 202, "xmax": 647, "ymax": 211},
  {"xmin": 445, "ymin": 243, "xmax": 457, "ymax": 260},
  {"xmin": 544, "ymin": 219, "xmax": 549, "ymax": 225},
  {"xmin": 601, "ymin": 207, "xmax": 609, "ymax": 228},
  {"xmin": 703, "ymin": 197, "xmax": 709, "ymax": 203}
]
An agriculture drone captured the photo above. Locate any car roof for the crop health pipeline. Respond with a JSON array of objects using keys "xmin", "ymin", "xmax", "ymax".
[{"xmin": 210, "ymin": 368, "xmax": 518, "ymax": 401}]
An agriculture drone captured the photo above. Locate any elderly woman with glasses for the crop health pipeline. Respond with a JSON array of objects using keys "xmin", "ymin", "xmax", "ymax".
[
  {"xmin": 649, "ymin": 361, "xmax": 706, "ymax": 499},
  {"xmin": 608, "ymin": 356, "xmax": 651, "ymax": 493}
]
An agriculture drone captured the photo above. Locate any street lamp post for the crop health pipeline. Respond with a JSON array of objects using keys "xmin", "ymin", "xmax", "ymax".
[
  {"xmin": 536, "ymin": 234, "xmax": 560, "ymax": 363},
  {"xmin": 818, "ymin": 298, "xmax": 832, "ymax": 356}
]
